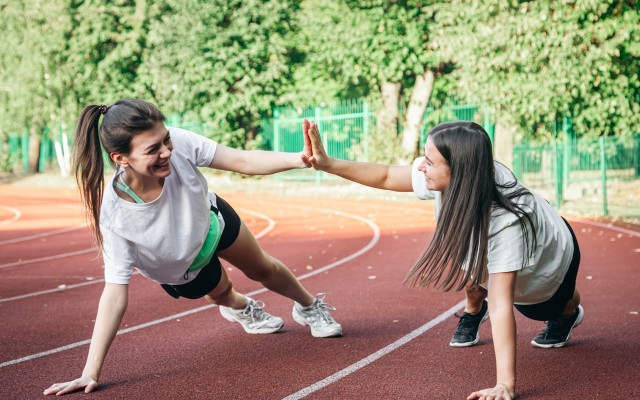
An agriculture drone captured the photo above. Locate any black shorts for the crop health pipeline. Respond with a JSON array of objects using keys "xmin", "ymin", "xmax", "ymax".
[
  {"xmin": 160, "ymin": 196, "xmax": 242, "ymax": 300},
  {"xmin": 514, "ymin": 218, "xmax": 581, "ymax": 321}
]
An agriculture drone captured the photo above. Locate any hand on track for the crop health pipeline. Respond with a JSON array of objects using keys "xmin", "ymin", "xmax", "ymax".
[
  {"xmin": 44, "ymin": 376, "xmax": 98, "ymax": 396},
  {"xmin": 467, "ymin": 383, "xmax": 514, "ymax": 400}
]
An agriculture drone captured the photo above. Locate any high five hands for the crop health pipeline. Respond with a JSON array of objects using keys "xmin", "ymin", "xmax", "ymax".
[{"xmin": 301, "ymin": 119, "xmax": 330, "ymax": 171}]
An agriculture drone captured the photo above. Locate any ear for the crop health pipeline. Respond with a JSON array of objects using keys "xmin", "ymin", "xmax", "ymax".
[{"xmin": 110, "ymin": 152, "xmax": 129, "ymax": 168}]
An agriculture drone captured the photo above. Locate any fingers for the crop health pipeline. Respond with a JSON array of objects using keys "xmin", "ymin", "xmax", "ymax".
[
  {"xmin": 302, "ymin": 119, "xmax": 312, "ymax": 157},
  {"xmin": 307, "ymin": 122, "xmax": 324, "ymax": 152}
]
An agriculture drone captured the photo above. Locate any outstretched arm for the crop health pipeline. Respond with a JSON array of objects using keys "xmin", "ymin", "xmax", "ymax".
[
  {"xmin": 467, "ymin": 272, "xmax": 517, "ymax": 400},
  {"xmin": 306, "ymin": 121, "xmax": 413, "ymax": 192},
  {"xmin": 44, "ymin": 283, "xmax": 128, "ymax": 396},
  {"xmin": 207, "ymin": 120, "xmax": 312, "ymax": 175}
]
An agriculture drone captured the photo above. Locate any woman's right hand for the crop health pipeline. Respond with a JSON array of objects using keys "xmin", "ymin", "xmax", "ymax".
[
  {"xmin": 44, "ymin": 376, "xmax": 98, "ymax": 395},
  {"xmin": 303, "ymin": 120, "xmax": 332, "ymax": 171}
]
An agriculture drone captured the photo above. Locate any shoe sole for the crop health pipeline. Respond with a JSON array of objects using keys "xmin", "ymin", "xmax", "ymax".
[
  {"xmin": 292, "ymin": 310, "xmax": 343, "ymax": 338},
  {"xmin": 531, "ymin": 305, "xmax": 584, "ymax": 349},
  {"xmin": 449, "ymin": 312, "xmax": 490, "ymax": 348},
  {"xmin": 219, "ymin": 307, "xmax": 284, "ymax": 334}
]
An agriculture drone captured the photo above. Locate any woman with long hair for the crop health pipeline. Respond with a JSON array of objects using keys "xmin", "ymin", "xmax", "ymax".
[
  {"xmin": 44, "ymin": 99, "xmax": 342, "ymax": 396},
  {"xmin": 304, "ymin": 120, "xmax": 583, "ymax": 400}
]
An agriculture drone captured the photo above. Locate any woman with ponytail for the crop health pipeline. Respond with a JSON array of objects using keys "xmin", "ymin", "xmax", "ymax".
[
  {"xmin": 304, "ymin": 120, "xmax": 583, "ymax": 400},
  {"xmin": 45, "ymin": 99, "xmax": 343, "ymax": 396}
]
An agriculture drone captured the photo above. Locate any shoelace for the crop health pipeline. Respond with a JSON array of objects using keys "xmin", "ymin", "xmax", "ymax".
[
  {"xmin": 309, "ymin": 293, "xmax": 337, "ymax": 325},
  {"xmin": 242, "ymin": 300, "xmax": 269, "ymax": 324},
  {"xmin": 453, "ymin": 312, "xmax": 480, "ymax": 335}
]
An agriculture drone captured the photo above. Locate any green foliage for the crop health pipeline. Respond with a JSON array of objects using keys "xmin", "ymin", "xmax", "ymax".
[
  {"xmin": 138, "ymin": 0, "xmax": 300, "ymax": 143},
  {"xmin": 434, "ymin": 0, "xmax": 640, "ymax": 139}
]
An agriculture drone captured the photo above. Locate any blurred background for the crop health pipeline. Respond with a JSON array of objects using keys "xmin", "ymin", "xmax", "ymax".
[{"xmin": 1, "ymin": 0, "xmax": 638, "ymax": 221}]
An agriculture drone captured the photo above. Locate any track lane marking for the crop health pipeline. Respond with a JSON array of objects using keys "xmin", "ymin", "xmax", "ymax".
[
  {"xmin": 282, "ymin": 300, "xmax": 466, "ymax": 400},
  {"xmin": 0, "ymin": 209, "xmax": 274, "ymax": 302},
  {"xmin": 0, "ymin": 224, "xmax": 86, "ymax": 247},
  {"xmin": 0, "ymin": 206, "xmax": 379, "ymax": 368},
  {"xmin": 0, "ymin": 205, "xmax": 21, "ymax": 226}
]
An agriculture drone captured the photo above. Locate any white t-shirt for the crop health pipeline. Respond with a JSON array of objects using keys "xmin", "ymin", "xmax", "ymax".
[
  {"xmin": 411, "ymin": 158, "xmax": 574, "ymax": 305},
  {"xmin": 100, "ymin": 127, "xmax": 224, "ymax": 285}
]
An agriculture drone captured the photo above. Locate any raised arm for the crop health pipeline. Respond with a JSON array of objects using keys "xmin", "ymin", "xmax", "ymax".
[
  {"xmin": 306, "ymin": 122, "xmax": 413, "ymax": 192},
  {"xmin": 207, "ymin": 121, "xmax": 312, "ymax": 175},
  {"xmin": 44, "ymin": 283, "xmax": 129, "ymax": 396}
]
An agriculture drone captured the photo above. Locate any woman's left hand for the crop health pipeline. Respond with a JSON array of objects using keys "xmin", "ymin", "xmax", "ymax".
[
  {"xmin": 467, "ymin": 383, "xmax": 514, "ymax": 400},
  {"xmin": 300, "ymin": 119, "xmax": 313, "ymax": 168}
]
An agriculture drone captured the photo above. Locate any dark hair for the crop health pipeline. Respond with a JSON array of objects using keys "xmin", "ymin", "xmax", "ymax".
[
  {"xmin": 72, "ymin": 98, "xmax": 166, "ymax": 251},
  {"xmin": 404, "ymin": 121, "xmax": 537, "ymax": 291}
]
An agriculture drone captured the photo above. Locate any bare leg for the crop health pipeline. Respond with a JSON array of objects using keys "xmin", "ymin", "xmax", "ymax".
[
  {"xmin": 561, "ymin": 288, "xmax": 581, "ymax": 317},
  {"xmin": 464, "ymin": 284, "xmax": 488, "ymax": 314},
  {"xmin": 203, "ymin": 267, "xmax": 248, "ymax": 309},
  {"xmin": 217, "ymin": 221, "xmax": 315, "ymax": 307}
]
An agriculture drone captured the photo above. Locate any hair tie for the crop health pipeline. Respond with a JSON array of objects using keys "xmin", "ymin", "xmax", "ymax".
[{"xmin": 99, "ymin": 105, "xmax": 109, "ymax": 115}]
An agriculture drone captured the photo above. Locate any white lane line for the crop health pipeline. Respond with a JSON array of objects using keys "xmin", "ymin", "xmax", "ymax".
[
  {"xmin": 0, "ymin": 279, "xmax": 106, "ymax": 303},
  {"xmin": 282, "ymin": 300, "xmax": 466, "ymax": 400},
  {"xmin": 0, "ymin": 206, "xmax": 21, "ymax": 226},
  {"xmin": 0, "ymin": 209, "xmax": 275, "ymax": 302},
  {"xmin": 0, "ymin": 206, "xmax": 379, "ymax": 369},
  {"xmin": 571, "ymin": 219, "xmax": 640, "ymax": 238},
  {"xmin": 0, "ymin": 248, "xmax": 96, "ymax": 270},
  {"xmin": 0, "ymin": 224, "xmax": 86, "ymax": 247}
]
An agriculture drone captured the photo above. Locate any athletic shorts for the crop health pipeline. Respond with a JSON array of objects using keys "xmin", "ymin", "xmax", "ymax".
[
  {"xmin": 514, "ymin": 218, "xmax": 581, "ymax": 321},
  {"xmin": 160, "ymin": 196, "xmax": 242, "ymax": 300}
]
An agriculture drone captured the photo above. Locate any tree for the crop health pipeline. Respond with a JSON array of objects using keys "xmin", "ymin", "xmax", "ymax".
[
  {"xmin": 434, "ymin": 0, "xmax": 640, "ymax": 140},
  {"xmin": 137, "ymin": 0, "xmax": 301, "ymax": 148},
  {"xmin": 295, "ymin": 0, "xmax": 452, "ymax": 160}
]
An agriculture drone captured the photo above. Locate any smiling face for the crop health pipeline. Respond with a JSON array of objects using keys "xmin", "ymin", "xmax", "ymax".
[
  {"xmin": 418, "ymin": 137, "xmax": 451, "ymax": 192},
  {"xmin": 111, "ymin": 122, "xmax": 174, "ymax": 180}
]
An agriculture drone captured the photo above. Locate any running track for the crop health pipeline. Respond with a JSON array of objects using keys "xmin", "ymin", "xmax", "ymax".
[{"xmin": 0, "ymin": 184, "xmax": 639, "ymax": 399}]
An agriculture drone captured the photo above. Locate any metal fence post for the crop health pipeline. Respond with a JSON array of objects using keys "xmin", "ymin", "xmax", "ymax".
[
  {"xmin": 553, "ymin": 141, "xmax": 564, "ymax": 208},
  {"xmin": 363, "ymin": 102, "xmax": 370, "ymax": 161},
  {"xmin": 599, "ymin": 136, "xmax": 609, "ymax": 216},
  {"xmin": 315, "ymin": 107, "xmax": 323, "ymax": 183}
]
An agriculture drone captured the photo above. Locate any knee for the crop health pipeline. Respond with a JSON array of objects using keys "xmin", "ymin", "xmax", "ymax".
[
  {"xmin": 244, "ymin": 256, "xmax": 281, "ymax": 282},
  {"xmin": 205, "ymin": 281, "xmax": 234, "ymax": 304}
]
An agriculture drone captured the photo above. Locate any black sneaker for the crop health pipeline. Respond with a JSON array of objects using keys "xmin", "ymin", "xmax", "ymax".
[
  {"xmin": 531, "ymin": 305, "xmax": 584, "ymax": 348},
  {"xmin": 449, "ymin": 300, "xmax": 489, "ymax": 347}
]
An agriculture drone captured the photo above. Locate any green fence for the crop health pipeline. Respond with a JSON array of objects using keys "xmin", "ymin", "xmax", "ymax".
[
  {"xmin": 4, "ymin": 127, "xmax": 72, "ymax": 174},
  {"xmin": 513, "ymin": 135, "xmax": 640, "ymax": 216},
  {"xmin": 262, "ymin": 99, "xmax": 374, "ymax": 181},
  {"xmin": 263, "ymin": 99, "xmax": 488, "ymax": 181}
]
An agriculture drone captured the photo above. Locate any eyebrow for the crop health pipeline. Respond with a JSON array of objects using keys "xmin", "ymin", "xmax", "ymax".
[{"xmin": 144, "ymin": 131, "xmax": 171, "ymax": 152}]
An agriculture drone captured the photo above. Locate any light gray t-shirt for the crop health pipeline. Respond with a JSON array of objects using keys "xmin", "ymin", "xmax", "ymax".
[
  {"xmin": 100, "ymin": 127, "xmax": 222, "ymax": 285},
  {"xmin": 411, "ymin": 158, "xmax": 574, "ymax": 304}
]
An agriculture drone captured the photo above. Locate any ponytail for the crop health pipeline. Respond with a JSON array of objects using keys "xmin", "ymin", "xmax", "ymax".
[
  {"xmin": 73, "ymin": 105, "xmax": 107, "ymax": 252},
  {"xmin": 72, "ymin": 99, "xmax": 166, "ymax": 253}
]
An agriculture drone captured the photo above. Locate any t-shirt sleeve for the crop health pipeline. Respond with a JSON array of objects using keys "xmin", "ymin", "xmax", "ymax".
[
  {"xmin": 411, "ymin": 157, "xmax": 437, "ymax": 200},
  {"xmin": 169, "ymin": 127, "xmax": 218, "ymax": 167},
  {"xmin": 101, "ymin": 227, "xmax": 136, "ymax": 284},
  {"xmin": 487, "ymin": 221, "xmax": 532, "ymax": 273}
]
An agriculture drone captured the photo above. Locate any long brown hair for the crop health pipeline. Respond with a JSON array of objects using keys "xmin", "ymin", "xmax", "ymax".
[
  {"xmin": 404, "ymin": 121, "xmax": 536, "ymax": 291},
  {"xmin": 73, "ymin": 98, "xmax": 165, "ymax": 251}
]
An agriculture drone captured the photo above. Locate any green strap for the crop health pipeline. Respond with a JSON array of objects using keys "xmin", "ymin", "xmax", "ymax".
[
  {"xmin": 114, "ymin": 174, "xmax": 146, "ymax": 204},
  {"xmin": 187, "ymin": 209, "xmax": 222, "ymax": 273}
]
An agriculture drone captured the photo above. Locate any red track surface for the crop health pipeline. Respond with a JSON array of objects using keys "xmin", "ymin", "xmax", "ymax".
[{"xmin": 0, "ymin": 184, "xmax": 639, "ymax": 399}]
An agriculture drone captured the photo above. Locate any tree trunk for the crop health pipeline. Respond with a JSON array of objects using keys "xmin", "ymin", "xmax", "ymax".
[
  {"xmin": 401, "ymin": 69, "xmax": 435, "ymax": 159},
  {"xmin": 377, "ymin": 81, "xmax": 401, "ymax": 137},
  {"xmin": 27, "ymin": 127, "xmax": 41, "ymax": 174},
  {"xmin": 493, "ymin": 122, "xmax": 516, "ymax": 169}
]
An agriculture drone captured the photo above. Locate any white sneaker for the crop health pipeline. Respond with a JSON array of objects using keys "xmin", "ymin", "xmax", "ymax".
[
  {"xmin": 292, "ymin": 293, "xmax": 343, "ymax": 338},
  {"xmin": 219, "ymin": 297, "xmax": 284, "ymax": 334}
]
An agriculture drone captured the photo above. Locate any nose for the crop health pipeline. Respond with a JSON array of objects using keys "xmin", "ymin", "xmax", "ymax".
[
  {"xmin": 418, "ymin": 158, "xmax": 427, "ymax": 172},
  {"xmin": 160, "ymin": 144, "xmax": 172, "ymax": 158}
]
